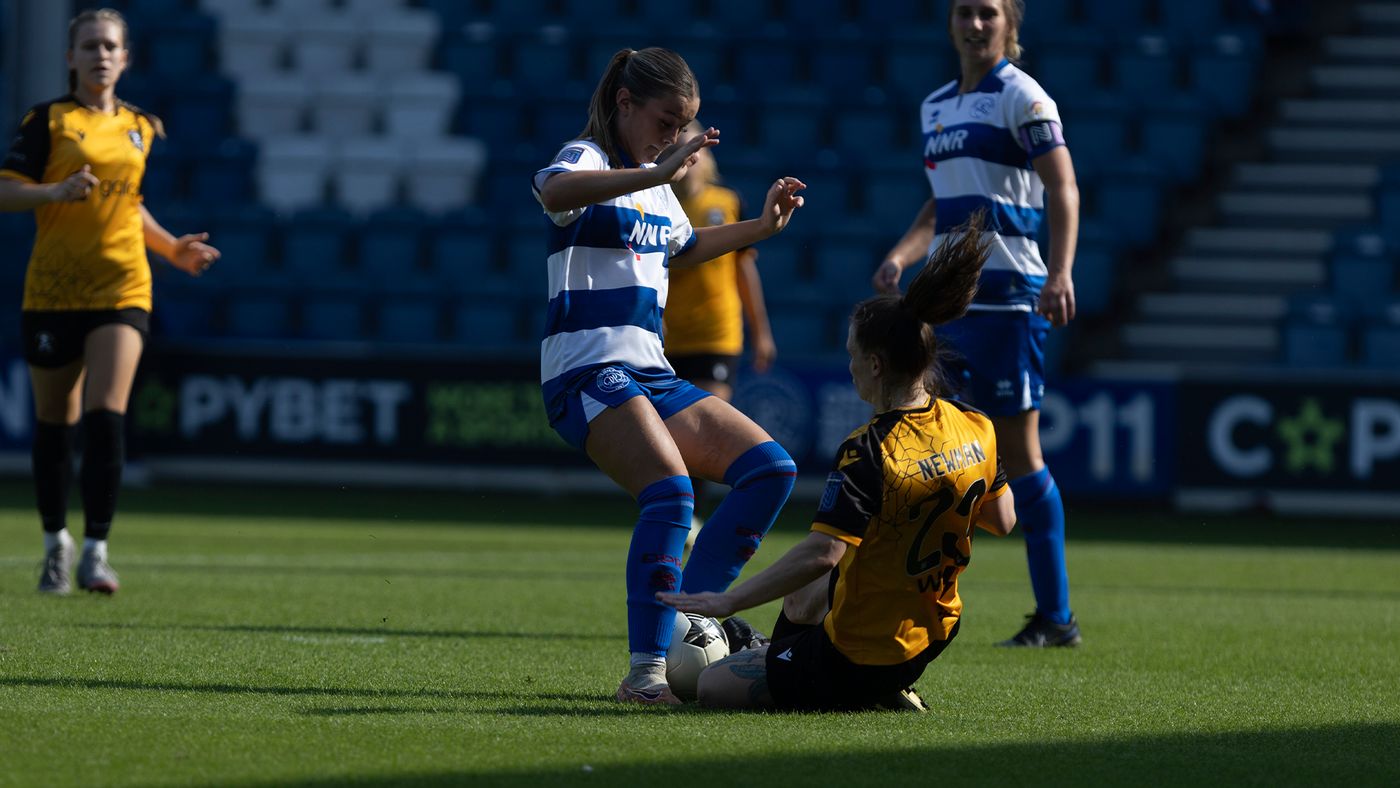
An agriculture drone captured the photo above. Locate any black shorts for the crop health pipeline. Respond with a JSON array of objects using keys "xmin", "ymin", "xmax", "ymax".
[
  {"xmin": 765, "ymin": 621, "xmax": 959, "ymax": 712},
  {"xmin": 668, "ymin": 353, "xmax": 740, "ymax": 387},
  {"xmin": 21, "ymin": 308, "xmax": 149, "ymax": 368}
]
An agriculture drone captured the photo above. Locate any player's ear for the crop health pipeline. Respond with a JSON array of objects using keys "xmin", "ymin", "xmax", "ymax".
[{"xmin": 615, "ymin": 87, "xmax": 633, "ymax": 117}]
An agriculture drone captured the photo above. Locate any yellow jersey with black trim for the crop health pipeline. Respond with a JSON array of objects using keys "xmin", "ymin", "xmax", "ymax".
[
  {"xmin": 663, "ymin": 184, "xmax": 747, "ymax": 357},
  {"xmin": 812, "ymin": 398, "xmax": 1008, "ymax": 666},
  {"xmin": 0, "ymin": 96, "xmax": 156, "ymax": 312}
]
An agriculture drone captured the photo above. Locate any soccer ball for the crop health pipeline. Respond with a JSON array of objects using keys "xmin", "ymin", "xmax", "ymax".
[{"xmin": 665, "ymin": 612, "xmax": 730, "ymax": 700}]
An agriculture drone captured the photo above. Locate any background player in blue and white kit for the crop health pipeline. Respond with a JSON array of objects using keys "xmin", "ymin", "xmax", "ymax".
[
  {"xmin": 532, "ymin": 47, "xmax": 807, "ymax": 703},
  {"xmin": 873, "ymin": 0, "xmax": 1082, "ymax": 647}
]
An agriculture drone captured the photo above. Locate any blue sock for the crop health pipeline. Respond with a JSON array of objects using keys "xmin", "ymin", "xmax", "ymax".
[
  {"xmin": 681, "ymin": 441, "xmax": 796, "ymax": 594},
  {"xmin": 626, "ymin": 476, "xmax": 694, "ymax": 656},
  {"xmin": 1011, "ymin": 467, "xmax": 1071, "ymax": 625}
]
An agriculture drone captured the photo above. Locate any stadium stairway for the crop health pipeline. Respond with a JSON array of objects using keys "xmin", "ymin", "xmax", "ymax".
[{"xmin": 1101, "ymin": 0, "xmax": 1400, "ymax": 373}]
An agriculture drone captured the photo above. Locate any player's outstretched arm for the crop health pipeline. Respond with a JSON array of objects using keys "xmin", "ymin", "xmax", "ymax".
[
  {"xmin": 141, "ymin": 205, "xmax": 220, "ymax": 276},
  {"xmin": 658, "ymin": 530, "xmax": 844, "ymax": 617},
  {"xmin": 673, "ymin": 177, "xmax": 805, "ymax": 266}
]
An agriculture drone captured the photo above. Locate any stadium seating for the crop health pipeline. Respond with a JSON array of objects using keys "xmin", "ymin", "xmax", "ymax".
[
  {"xmin": 1282, "ymin": 295, "xmax": 1352, "ymax": 368},
  {"xmin": 73, "ymin": 0, "xmax": 1268, "ymax": 364}
]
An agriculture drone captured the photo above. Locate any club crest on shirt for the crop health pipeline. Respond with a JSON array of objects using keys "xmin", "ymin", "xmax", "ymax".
[
  {"xmin": 128, "ymin": 129, "xmax": 143, "ymax": 151},
  {"xmin": 596, "ymin": 366, "xmax": 631, "ymax": 394},
  {"xmin": 970, "ymin": 96, "xmax": 996, "ymax": 119},
  {"xmin": 706, "ymin": 208, "xmax": 724, "ymax": 227}
]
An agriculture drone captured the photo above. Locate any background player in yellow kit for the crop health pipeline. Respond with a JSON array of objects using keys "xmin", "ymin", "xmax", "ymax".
[
  {"xmin": 664, "ymin": 121, "xmax": 777, "ymax": 546},
  {"xmin": 0, "ymin": 8, "xmax": 220, "ymax": 595},
  {"xmin": 660, "ymin": 213, "xmax": 1017, "ymax": 711}
]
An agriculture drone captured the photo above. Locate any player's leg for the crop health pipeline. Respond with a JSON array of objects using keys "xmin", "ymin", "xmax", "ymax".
[
  {"xmin": 694, "ymin": 645, "xmax": 774, "ymax": 709},
  {"xmin": 666, "ymin": 354, "xmax": 738, "ymax": 550},
  {"xmin": 28, "ymin": 358, "xmax": 85, "ymax": 595},
  {"xmin": 586, "ymin": 396, "xmax": 694, "ymax": 705},
  {"xmin": 72, "ymin": 322, "xmax": 144, "ymax": 595},
  {"xmin": 664, "ymin": 396, "xmax": 796, "ymax": 593},
  {"xmin": 994, "ymin": 313, "xmax": 1078, "ymax": 646}
]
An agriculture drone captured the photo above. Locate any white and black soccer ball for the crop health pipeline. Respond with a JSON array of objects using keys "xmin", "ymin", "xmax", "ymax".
[{"xmin": 665, "ymin": 612, "xmax": 730, "ymax": 700}]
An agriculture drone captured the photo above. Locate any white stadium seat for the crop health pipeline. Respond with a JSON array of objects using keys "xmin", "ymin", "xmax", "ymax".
[
  {"xmin": 258, "ymin": 135, "xmax": 332, "ymax": 215},
  {"xmin": 333, "ymin": 137, "xmax": 406, "ymax": 216},
  {"xmin": 405, "ymin": 138, "xmax": 487, "ymax": 214}
]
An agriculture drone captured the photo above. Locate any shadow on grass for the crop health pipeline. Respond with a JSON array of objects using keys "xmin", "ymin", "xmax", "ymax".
[
  {"xmin": 71, "ymin": 621, "xmax": 623, "ymax": 642},
  {"xmin": 242, "ymin": 723, "xmax": 1400, "ymax": 787},
  {"xmin": 0, "ymin": 675, "xmax": 602, "ymax": 704}
]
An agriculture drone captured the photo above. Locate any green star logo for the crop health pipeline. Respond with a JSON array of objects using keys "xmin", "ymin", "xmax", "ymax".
[
  {"xmin": 132, "ymin": 380, "xmax": 176, "ymax": 436},
  {"xmin": 1276, "ymin": 398, "xmax": 1344, "ymax": 475}
]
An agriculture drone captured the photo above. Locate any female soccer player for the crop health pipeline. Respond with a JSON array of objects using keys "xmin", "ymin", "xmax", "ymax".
[
  {"xmin": 533, "ymin": 47, "xmax": 804, "ymax": 705},
  {"xmin": 872, "ymin": 0, "xmax": 1082, "ymax": 647},
  {"xmin": 659, "ymin": 213, "xmax": 1017, "ymax": 711},
  {"xmin": 664, "ymin": 120, "xmax": 778, "ymax": 545},
  {"xmin": 0, "ymin": 8, "xmax": 220, "ymax": 596}
]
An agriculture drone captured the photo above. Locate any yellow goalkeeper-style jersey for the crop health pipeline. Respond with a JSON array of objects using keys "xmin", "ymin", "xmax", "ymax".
[
  {"xmin": 0, "ymin": 96, "xmax": 157, "ymax": 312},
  {"xmin": 812, "ymin": 398, "xmax": 1008, "ymax": 666},
  {"xmin": 663, "ymin": 183, "xmax": 747, "ymax": 357}
]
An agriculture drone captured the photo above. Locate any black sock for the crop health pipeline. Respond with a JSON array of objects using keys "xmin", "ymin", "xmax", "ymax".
[
  {"xmin": 80, "ymin": 409, "xmax": 125, "ymax": 541},
  {"xmin": 32, "ymin": 421, "xmax": 74, "ymax": 533}
]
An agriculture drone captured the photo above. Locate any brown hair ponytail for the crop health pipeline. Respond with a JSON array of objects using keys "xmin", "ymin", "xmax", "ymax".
[
  {"xmin": 577, "ymin": 47, "xmax": 696, "ymax": 167},
  {"xmin": 850, "ymin": 211, "xmax": 992, "ymax": 397}
]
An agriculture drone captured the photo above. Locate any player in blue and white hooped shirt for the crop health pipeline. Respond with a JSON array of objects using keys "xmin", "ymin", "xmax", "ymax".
[
  {"xmin": 873, "ymin": 0, "xmax": 1083, "ymax": 649},
  {"xmin": 532, "ymin": 47, "xmax": 806, "ymax": 704}
]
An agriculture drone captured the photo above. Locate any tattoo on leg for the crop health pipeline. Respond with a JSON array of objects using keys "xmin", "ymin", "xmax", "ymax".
[{"xmin": 721, "ymin": 647, "xmax": 772, "ymax": 707}]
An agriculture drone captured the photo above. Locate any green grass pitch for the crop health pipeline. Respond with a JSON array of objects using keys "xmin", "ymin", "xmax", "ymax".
[{"xmin": 1, "ymin": 480, "xmax": 1398, "ymax": 786}]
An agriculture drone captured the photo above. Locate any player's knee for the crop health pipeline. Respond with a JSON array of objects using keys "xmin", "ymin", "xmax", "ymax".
[{"xmin": 637, "ymin": 475, "xmax": 695, "ymax": 526}]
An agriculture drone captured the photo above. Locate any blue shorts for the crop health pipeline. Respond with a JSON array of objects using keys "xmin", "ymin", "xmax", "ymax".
[
  {"xmin": 545, "ymin": 364, "xmax": 710, "ymax": 451},
  {"xmin": 935, "ymin": 310, "xmax": 1049, "ymax": 417}
]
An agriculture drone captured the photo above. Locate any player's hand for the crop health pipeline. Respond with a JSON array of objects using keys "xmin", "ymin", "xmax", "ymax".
[
  {"xmin": 751, "ymin": 332, "xmax": 776, "ymax": 373},
  {"xmin": 654, "ymin": 127, "xmax": 719, "ymax": 184},
  {"xmin": 656, "ymin": 590, "xmax": 736, "ymax": 619},
  {"xmin": 170, "ymin": 232, "xmax": 222, "ymax": 277},
  {"xmin": 872, "ymin": 259, "xmax": 903, "ymax": 293},
  {"xmin": 760, "ymin": 176, "xmax": 806, "ymax": 236},
  {"xmin": 1037, "ymin": 274, "xmax": 1076, "ymax": 327},
  {"xmin": 49, "ymin": 165, "xmax": 98, "ymax": 202}
]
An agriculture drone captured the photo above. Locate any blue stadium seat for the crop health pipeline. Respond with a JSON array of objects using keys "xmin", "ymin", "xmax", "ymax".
[
  {"xmin": 1378, "ymin": 166, "xmax": 1400, "ymax": 247},
  {"xmin": 1136, "ymin": 96, "xmax": 1209, "ymax": 183},
  {"xmin": 1333, "ymin": 255, "xmax": 1397, "ymax": 313},
  {"xmin": 509, "ymin": 33, "xmax": 578, "ymax": 93},
  {"xmin": 754, "ymin": 96, "xmax": 827, "ymax": 157},
  {"xmin": 1059, "ymin": 97, "xmax": 1129, "ymax": 183},
  {"xmin": 1081, "ymin": 0, "xmax": 1152, "ymax": 34},
  {"xmin": 225, "ymin": 293, "xmax": 292, "ymax": 340},
  {"xmin": 360, "ymin": 208, "xmax": 436, "ymax": 294},
  {"xmin": 732, "ymin": 37, "xmax": 800, "ymax": 94},
  {"xmin": 453, "ymin": 297, "xmax": 524, "ymax": 350},
  {"xmin": 187, "ymin": 138, "xmax": 256, "ymax": 205},
  {"xmin": 708, "ymin": 0, "xmax": 774, "ymax": 28},
  {"xmin": 812, "ymin": 234, "xmax": 880, "ymax": 300},
  {"xmin": 1113, "ymin": 35, "xmax": 1181, "ymax": 97},
  {"xmin": 1072, "ymin": 244, "xmax": 1117, "ymax": 317},
  {"xmin": 809, "ymin": 42, "xmax": 876, "ymax": 96},
  {"xmin": 1282, "ymin": 295, "xmax": 1351, "ymax": 368},
  {"xmin": 858, "ymin": 0, "xmax": 926, "ymax": 28},
  {"xmin": 1362, "ymin": 324, "xmax": 1400, "ymax": 368},
  {"xmin": 162, "ymin": 76, "xmax": 232, "ymax": 141},
  {"xmin": 1094, "ymin": 161, "xmax": 1166, "ymax": 246},
  {"xmin": 152, "ymin": 287, "xmax": 220, "ymax": 339},
  {"xmin": 439, "ymin": 30, "xmax": 501, "ymax": 85},
  {"xmin": 1161, "ymin": 2, "xmax": 1225, "ymax": 39},
  {"xmin": 143, "ymin": 13, "xmax": 215, "ymax": 78},
  {"xmin": 1031, "ymin": 29, "xmax": 1105, "ymax": 98},
  {"xmin": 483, "ymin": 0, "xmax": 554, "ymax": 29},
  {"xmin": 752, "ymin": 236, "xmax": 810, "ymax": 285},
  {"xmin": 1020, "ymin": 0, "xmax": 1074, "ymax": 29},
  {"xmin": 376, "ymin": 297, "xmax": 442, "ymax": 344},
  {"xmin": 531, "ymin": 102, "xmax": 586, "ymax": 152},
  {"xmin": 421, "ymin": 0, "xmax": 475, "ymax": 29},
  {"xmin": 455, "ymin": 93, "xmax": 525, "ymax": 149},
  {"xmin": 861, "ymin": 163, "xmax": 933, "ymax": 235},
  {"xmin": 1188, "ymin": 34, "xmax": 1259, "ymax": 117},
  {"xmin": 766, "ymin": 308, "xmax": 835, "ymax": 357},
  {"xmin": 280, "ymin": 208, "xmax": 354, "ymax": 284},
  {"xmin": 831, "ymin": 100, "xmax": 900, "ymax": 157},
  {"xmin": 883, "ymin": 40, "xmax": 959, "ymax": 104},
  {"xmin": 300, "ymin": 295, "xmax": 365, "ymax": 342}
]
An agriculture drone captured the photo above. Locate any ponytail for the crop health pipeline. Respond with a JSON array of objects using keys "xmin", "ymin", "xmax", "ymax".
[
  {"xmin": 850, "ymin": 210, "xmax": 992, "ymax": 397},
  {"xmin": 577, "ymin": 47, "xmax": 697, "ymax": 168}
]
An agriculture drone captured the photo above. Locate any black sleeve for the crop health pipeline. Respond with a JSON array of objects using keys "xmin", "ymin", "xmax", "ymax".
[
  {"xmin": 811, "ymin": 426, "xmax": 883, "ymax": 541},
  {"xmin": 1, "ymin": 106, "xmax": 51, "ymax": 182},
  {"xmin": 991, "ymin": 455, "xmax": 1008, "ymax": 494}
]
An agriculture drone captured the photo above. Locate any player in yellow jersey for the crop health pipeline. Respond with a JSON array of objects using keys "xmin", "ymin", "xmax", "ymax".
[
  {"xmin": 0, "ymin": 8, "xmax": 220, "ymax": 596},
  {"xmin": 659, "ymin": 212, "xmax": 1017, "ymax": 711},
  {"xmin": 664, "ymin": 121, "xmax": 777, "ymax": 547}
]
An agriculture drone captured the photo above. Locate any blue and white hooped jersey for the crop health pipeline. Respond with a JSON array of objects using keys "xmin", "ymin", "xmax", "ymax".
[
  {"xmin": 532, "ymin": 139, "xmax": 697, "ymax": 392},
  {"xmin": 921, "ymin": 59, "xmax": 1066, "ymax": 311}
]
